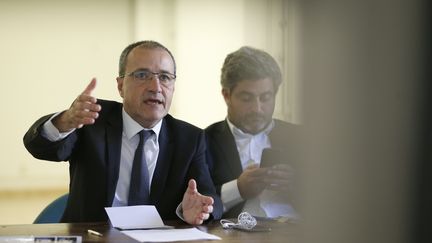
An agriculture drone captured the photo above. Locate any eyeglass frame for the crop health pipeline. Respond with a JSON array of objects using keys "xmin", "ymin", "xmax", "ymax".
[{"xmin": 119, "ymin": 69, "xmax": 176, "ymax": 87}]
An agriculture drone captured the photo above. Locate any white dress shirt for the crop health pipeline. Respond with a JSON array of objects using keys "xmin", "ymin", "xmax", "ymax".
[
  {"xmin": 221, "ymin": 118, "xmax": 297, "ymax": 218},
  {"xmin": 112, "ymin": 109, "xmax": 161, "ymax": 206}
]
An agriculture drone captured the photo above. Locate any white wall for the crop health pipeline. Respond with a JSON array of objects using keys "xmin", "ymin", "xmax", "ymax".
[
  {"xmin": 0, "ymin": 0, "xmax": 131, "ymax": 190},
  {"xmin": 0, "ymin": 0, "xmax": 297, "ymax": 190},
  {"xmin": 173, "ymin": 0, "xmax": 245, "ymax": 126}
]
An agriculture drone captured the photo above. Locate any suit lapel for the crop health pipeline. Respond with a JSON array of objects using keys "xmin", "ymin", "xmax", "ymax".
[
  {"xmin": 149, "ymin": 117, "xmax": 173, "ymax": 203},
  {"xmin": 105, "ymin": 107, "xmax": 123, "ymax": 206},
  {"xmin": 215, "ymin": 121, "xmax": 243, "ymax": 177}
]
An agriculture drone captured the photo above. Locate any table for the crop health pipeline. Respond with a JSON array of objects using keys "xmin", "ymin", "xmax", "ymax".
[{"xmin": 0, "ymin": 219, "xmax": 299, "ymax": 242}]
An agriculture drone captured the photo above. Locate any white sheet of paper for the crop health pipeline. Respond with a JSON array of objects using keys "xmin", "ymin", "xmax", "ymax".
[
  {"xmin": 122, "ymin": 228, "xmax": 221, "ymax": 242},
  {"xmin": 105, "ymin": 205, "xmax": 172, "ymax": 230}
]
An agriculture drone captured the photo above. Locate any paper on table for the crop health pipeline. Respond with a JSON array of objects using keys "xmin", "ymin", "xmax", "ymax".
[
  {"xmin": 122, "ymin": 228, "xmax": 221, "ymax": 242},
  {"xmin": 105, "ymin": 205, "xmax": 173, "ymax": 230}
]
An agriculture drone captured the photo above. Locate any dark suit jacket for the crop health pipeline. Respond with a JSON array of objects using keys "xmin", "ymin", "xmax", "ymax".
[
  {"xmin": 24, "ymin": 99, "xmax": 222, "ymax": 223},
  {"xmin": 205, "ymin": 119, "xmax": 299, "ymax": 218}
]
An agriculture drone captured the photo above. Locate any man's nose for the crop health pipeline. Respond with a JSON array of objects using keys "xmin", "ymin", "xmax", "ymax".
[
  {"xmin": 251, "ymin": 98, "xmax": 263, "ymax": 112},
  {"xmin": 147, "ymin": 75, "xmax": 162, "ymax": 92}
]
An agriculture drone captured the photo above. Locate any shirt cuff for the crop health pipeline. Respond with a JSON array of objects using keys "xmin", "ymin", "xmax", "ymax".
[
  {"xmin": 41, "ymin": 112, "xmax": 75, "ymax": 141},
  {"xmin": 175, "ymin": 203, "xmax": 186, "ymax": 222},
  {"xmin": 221, "ymin": 179, "xmax": 243, "ymax": 212}
]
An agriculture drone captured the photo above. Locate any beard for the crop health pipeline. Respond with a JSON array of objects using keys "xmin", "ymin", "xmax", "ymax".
[{"xmin": 241, "ymin": 113, "xmax": 270, "ymax": 134}]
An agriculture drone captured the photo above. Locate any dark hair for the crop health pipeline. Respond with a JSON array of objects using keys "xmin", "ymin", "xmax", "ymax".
[
  {"xmin": 118, "ymin": 40, "xmax": 176, "ymax": 77},
  {"xmin": 221, "ymin": 46, "xmax": 282, "ymax": 92}
]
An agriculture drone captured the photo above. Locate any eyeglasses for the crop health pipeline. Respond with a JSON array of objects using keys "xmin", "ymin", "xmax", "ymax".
[{"xmin": 121, "ymin": 70, "xmax": 176, "ymax": 86}]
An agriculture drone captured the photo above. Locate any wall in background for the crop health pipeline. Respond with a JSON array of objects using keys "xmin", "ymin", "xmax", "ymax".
[
  {"xmin": 0, "ymin": 0, "xmax": 131, "ymax": 191},
  {"xmin": 0, "ymin": 0, "xmax": 299, "ymax": 191}
]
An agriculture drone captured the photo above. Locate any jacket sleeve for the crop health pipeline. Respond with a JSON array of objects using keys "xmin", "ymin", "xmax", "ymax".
[
  {"xmin": 190, "ymin": 131, "xmax": 223, "ymax": 221},
  {"xmin": 23, "ymin": 113, "xmax": 77, "ymax": 162}
]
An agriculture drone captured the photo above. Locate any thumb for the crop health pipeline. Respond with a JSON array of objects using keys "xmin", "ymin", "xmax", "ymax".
[
  {"xmin": 246, "ymin": 163, "xmax": 259, "ymax": 170},
  {"xmin": 187, "ymin": 179, "xmax": 197, "ymax": 194},
  {"xmin": 82, "ymin": 78, "xmax": 97, "ymax": 95}
]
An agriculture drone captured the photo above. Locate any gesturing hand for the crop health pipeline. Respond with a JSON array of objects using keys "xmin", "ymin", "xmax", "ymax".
[
  {"xmin": 182, "ymin": 179, "xmax": 214, "ymax": 225},
  {"xmin": 52, "ymin": 78, "xmax": 102, "ymax": 132}
]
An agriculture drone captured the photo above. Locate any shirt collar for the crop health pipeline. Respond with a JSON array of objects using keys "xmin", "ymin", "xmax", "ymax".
[
  {"xmin": 122, "ymin": 108, "xmax": 162, "ymax": 140},
  {"xmin": 226, "ymin": 117, "xmax": 274, "ymax": 139}
]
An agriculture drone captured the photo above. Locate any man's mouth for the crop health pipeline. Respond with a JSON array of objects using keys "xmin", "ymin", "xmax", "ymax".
[
  {"xmin": 246, "ymin": 115, "xmax": 265, "ymax": 122},
  {"xmin": 144, "ymin": 98, "xmax": 163, "ymax": 105}
]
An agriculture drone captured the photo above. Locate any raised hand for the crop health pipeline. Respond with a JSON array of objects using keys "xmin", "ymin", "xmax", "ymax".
[
  {"xmin": 182, "ymin": 179, "xmax": 214, "ymax": 225},
  {"xmin": 52, "ymin": 78, "xmax": 101, "ymax": 132},
  {"xmin": 237, "ymin": 164, "xmax": 268, "ymax": 199}
]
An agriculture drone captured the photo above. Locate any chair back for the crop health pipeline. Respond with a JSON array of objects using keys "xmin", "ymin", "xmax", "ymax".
[{"xmin": 33, "ymin": 193, "xmax": 68, "ymax": 224}]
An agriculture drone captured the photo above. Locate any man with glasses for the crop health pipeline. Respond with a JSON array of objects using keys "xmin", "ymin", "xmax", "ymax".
[
  {"xmin": 24, "ymin": 40, "xmax": 222, "ymax": 225},
  {"xmin": 205, "ymin": 46, "xmax": 299, "ymax": 219}
]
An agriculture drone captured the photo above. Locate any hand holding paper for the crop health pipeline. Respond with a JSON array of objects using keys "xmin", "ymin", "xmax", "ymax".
[{"xmin": 182, "ymin": 179, "xmax": 214, "ymax": 225}]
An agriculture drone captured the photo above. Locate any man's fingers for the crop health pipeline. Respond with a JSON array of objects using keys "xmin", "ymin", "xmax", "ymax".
[
  {"xmin": 67, "ymin": 79, "xmax": 101, "ymax": 130},
  {"xmin": 81, "ymin": 78, "xmax": 97, "ymax": 96},
  {"xmin": 267, "ymin": 164, "xmax": 294, "ymax": 178},
  {"xmin": 66, "ymin": 108, "xmax": 99, "ymax": 129},
  {"xmin": 201, "ymin": 195, "xmax": 214, "ymax": 206},
  {"xmin": 269, "ymin": 164, "xmax": 294, "ymax": 174},
  {"xmin": 201, "ymin": 212, "xmax": 210, "ymax": 221},
  {"xmin": 244, "ymin": 167, "xmax": 268, "ymax": 177},
  {"xmin": 195, "ymin": 212, "xmax": 209, "ymax": 224},
  {"xmin": 74, "ymin": 99, "xmax": 101, "ymax": 113},
  {"xmin": 204, "ymin": 204, "xmax": 213, "ymax": 214},
  {"xmin": 52, "ymin": 79, "xmax": 100, "ymax": 133},
  {"xmin": 77, "ymin": 116, "xmax": 97, "ymax": 125},
  {"xmin": 76, "ymin": 94, "xmax": 98, "ymax": 105},
  {"xmin": 70, "ymin": 107, "xmax": 99, "ymax": 121},
  {"xmin": 266, "ymin": 178, "xmax": 290, "ymax": 186},
  {"xmin": 194, "ymin": 218, "xmax": 204, "ymax": 225},
  {"xmin": 182, "ymin": 179, "xmax": 215, "ymax": 225},
  {"xmin": 67, "ymin": 116, "xmax": 95, "ymax": 129},
  {"xmin": 267, "ymin": 184, "xmax": 291, "ymax": 193}
]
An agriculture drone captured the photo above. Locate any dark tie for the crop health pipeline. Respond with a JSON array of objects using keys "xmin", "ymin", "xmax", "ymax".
[{"xmin": 128, "ymin": 130, "xmax": 153, "ymax": 206}]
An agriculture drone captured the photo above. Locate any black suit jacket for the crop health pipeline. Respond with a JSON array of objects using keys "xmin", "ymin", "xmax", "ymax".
[
  {"xmin": 205, "ymin": 119, "xmax": 299, "ymax": 218},
  {"xmin": 24, "ymin": 99, "xmax": 222, "ymax": 223}
]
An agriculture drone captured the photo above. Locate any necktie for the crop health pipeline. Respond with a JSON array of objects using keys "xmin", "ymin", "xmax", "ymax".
[{"xmin": 128, "ymin": 130, "xmax": 153, "ymax": 205}]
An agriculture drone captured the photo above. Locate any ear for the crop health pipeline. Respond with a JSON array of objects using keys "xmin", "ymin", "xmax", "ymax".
[
  {"xmin": 222, "ymin": 88, "xmax": 230, "ymax": 105},
  {"xmin": 116, "ymin": 77, "xmax": 124, "ymax": 98}
]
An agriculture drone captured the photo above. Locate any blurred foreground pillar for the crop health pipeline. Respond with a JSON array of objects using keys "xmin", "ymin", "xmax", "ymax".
[{"xmin": 296, "ymin": 1, "xmax": 429, "ymax": 243}]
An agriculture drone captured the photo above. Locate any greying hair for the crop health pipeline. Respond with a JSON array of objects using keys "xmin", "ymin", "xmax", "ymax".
[
  {"xmin": 118, "ymin": 40, "xmax": 176, "ymax": 77},
  {"xmin": 221, "ymin": 46, "xmax": 282, "ymax": 92}
]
